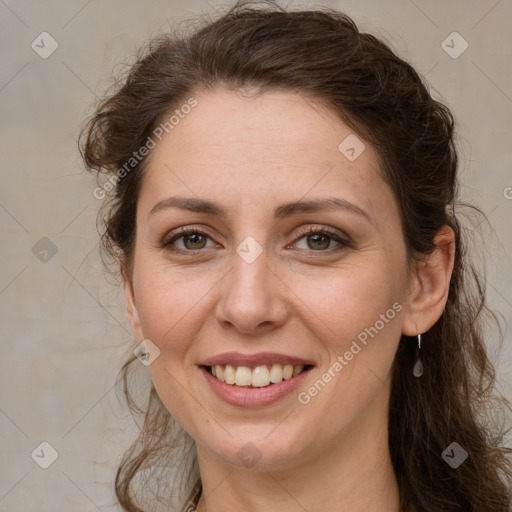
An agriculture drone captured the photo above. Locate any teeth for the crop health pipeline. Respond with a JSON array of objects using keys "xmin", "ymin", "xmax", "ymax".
[
  {"xmin": 235, "ymin": 366, "xmax": 252, "ymax": 386},
  {"xmin": 283, "ymin": 364, "xmax": 294, "ymax": 380},
  {"xmin": 292, "ymin": 365, "xmax": 303, "ymax": 377},
  {"xmin": 252, "ymin": 366, "xmax": 270, "ymax": 387},
  {"xmin": 269, "ymin": 364, "xmax": 283, "ymax": 383},
  {"xmin": 211, "ymin": 363, "xmax": 306, "ymax": 387},
  {"xmin": 224, "ymin": 364, "xmax": 236, "ymax": 384}
]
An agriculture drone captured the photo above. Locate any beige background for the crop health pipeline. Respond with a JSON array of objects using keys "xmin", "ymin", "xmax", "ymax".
[{"xmin": 1, "ymin": 0, "xmax": 511, "ymax": 510}]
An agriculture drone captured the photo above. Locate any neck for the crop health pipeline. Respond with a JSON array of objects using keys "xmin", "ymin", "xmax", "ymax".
[{"xmin": 194, "ymin": 394, "xmax": 400, "ymax": 512}]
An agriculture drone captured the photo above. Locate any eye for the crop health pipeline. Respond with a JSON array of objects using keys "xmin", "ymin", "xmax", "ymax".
[
  {"xmin": 291, "ymin": 226, "xmax": 351, "ymax": 252},
  {"xmin": 160, "ymin": 227, "xmax": 217, "ymax": 253}
]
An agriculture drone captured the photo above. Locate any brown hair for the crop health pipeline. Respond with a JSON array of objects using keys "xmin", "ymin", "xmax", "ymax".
[{"xmin": 79, "ymin": 1, "xmax": 512, "ymax": 510}]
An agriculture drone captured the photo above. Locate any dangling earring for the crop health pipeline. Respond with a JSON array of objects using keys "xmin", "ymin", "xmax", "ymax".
[{"xmin": 412, "ymin": 334, "xmax": 423, "ymax": 377}]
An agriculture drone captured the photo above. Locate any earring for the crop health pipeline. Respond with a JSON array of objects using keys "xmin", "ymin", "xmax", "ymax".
[{"xmin": 412, "ymin": 334, "xmax": 423, "ymax": 377}]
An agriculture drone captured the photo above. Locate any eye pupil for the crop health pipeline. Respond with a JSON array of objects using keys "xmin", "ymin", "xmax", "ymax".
[
  {"xmin": 308, "ymin": 234, "xmax": 330, "ymax": 250},
  {"xmin": 185, "ymin": 233, "xmax": 206, "ymax": 250}
]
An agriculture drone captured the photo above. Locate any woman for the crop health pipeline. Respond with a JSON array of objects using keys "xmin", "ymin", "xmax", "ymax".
[{"xmin": 79, "ymin": 1, "xmax": 512, "ymax": 511}]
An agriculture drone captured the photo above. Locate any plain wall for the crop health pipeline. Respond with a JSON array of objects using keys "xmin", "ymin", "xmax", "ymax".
[{"xmin": 1, "ymin": 1, "xmax": 511, "ymax": 510}]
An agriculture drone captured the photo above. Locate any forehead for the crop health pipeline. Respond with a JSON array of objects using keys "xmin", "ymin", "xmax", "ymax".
[{"xmin": 138, "ymin": 89, "xmax": 393, "ymax": 222}]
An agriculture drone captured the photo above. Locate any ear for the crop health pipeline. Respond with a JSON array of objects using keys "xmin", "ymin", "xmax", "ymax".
[
  {"xmin": 122, "ymin": 266, "xmax": 144, "ymax": 342},
  {"xmin": 401, "ymin": 224, "xmax": 456, "ymax": 336}
]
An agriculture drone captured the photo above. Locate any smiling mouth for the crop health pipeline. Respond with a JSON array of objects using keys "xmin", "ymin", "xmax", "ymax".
[{"xmin": 202, "ymin": 363, "xmax": 313, "ymax": 388}]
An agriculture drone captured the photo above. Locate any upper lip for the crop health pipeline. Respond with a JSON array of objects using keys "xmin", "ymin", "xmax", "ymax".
[{"xmin": 200, "ymin": 352, "xmax": 315, "ymax": 367}]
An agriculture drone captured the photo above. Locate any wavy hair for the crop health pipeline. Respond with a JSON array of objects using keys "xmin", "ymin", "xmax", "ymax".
[{"xmin": 79, "ymin": 1, "xmax": 512, "ymax": 510}]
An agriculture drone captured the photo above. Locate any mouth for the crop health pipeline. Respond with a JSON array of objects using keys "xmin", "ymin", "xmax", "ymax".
[
  {"xmin": 198, "ymin": 352, "xmax": 316, "ymax": 407},
  {"xmin": 201, "ymin": 363, "xmax": 314, "ymax": 388}
]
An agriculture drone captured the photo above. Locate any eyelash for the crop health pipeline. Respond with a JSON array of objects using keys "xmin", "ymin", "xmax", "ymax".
[{"xmin": 160, "ymin": 226, "xmax": 352, "ymax": 255}]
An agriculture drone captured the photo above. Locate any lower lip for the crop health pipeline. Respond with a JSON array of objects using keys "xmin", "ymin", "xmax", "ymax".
[{"xmin": 200, "ymin": 366, "xmax": 314, "ymax": 407}]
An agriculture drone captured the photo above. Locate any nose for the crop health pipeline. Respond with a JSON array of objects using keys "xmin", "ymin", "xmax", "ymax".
[{"xmin": 215, "ymin": 246, "xmax": 289, "ymax": 335}]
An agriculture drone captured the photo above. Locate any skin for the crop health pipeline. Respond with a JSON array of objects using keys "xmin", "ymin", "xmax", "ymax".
[{"xmin": 123, "ymin": 88, "xmax": 455, "ymax": 512}]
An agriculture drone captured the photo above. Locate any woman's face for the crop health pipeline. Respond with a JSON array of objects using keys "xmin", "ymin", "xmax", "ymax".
[{"xmin": 124, "ymin": 89, "xmax": 414, "ymax": 470}]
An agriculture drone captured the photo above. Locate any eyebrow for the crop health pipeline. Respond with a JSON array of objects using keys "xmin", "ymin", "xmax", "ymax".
[{"xmin": 148, "ymin": 195, "xmax": 373, "ymax": 225}]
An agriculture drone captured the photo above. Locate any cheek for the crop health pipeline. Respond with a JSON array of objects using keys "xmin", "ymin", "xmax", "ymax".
[
  {"xmin": 133, "ymin": 261, "xmax": 219, "ymax": 353},
  {"xmin": 291, "ymin": 265, "xmax": 405, "ymax": 434},
  {"xmin": 134, "ymin": 257, "xmax": 233, "ymax": 366},
  {"xmin": 290, "ymin": 260, "xmax": 405, "ymax": 347},
  {"xmin": 132, "ymin": 263, "xmax": 216, "ymax": 430}
]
